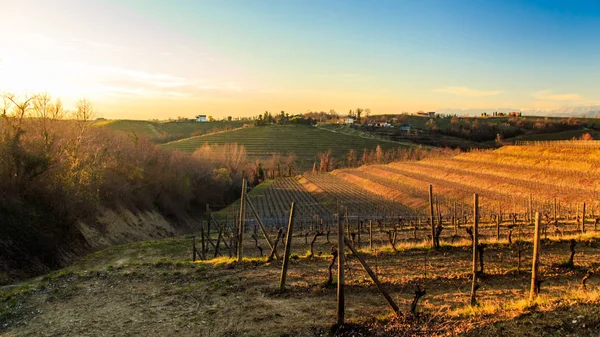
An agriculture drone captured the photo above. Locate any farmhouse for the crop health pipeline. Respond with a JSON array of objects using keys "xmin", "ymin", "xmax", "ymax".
[
  {"xmin": 195, "ymin": 115, "xmax": 207, "ymax": 122},
  {"xmin": 344, "ymin": 117, "xmax": 355, "ymax": 125}
]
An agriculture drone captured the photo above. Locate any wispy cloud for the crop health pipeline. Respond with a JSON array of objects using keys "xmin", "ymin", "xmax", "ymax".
[
  {"xmin": 433, "ymin": 86, "xmax": 501, "ymax": 97},
  {"xmin": 85, "ymin": 65, "xmax": 244, "ymax": 99},
  {"xmin": 532, "ymin": 90, "xmax": 583, "ymax": 101}
]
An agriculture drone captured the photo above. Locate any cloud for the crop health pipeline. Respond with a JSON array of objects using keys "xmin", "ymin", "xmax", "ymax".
[
  {"xmin": 532, "ymin": 90, "xmax": 583, "ymax": 101},
  {"xmin": 433, "ymin": 86, "xmax": 501, "ymax": 97}
]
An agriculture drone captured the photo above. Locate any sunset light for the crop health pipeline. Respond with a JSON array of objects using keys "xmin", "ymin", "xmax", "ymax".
[{"xmin": 2, "ymin": 3, "xmax": 600, "ymax": 335}]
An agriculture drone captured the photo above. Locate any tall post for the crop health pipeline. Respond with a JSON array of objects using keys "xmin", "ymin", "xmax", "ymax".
[
  {"xmin": 452, "ymin": 201, "xmax": 457, "ymax": 235},
  {"xmin": 192, "ymin": 236, "xmax": 197, "ymax": 262},
  {"xmin": 496, "ymin": 213, "xmax": 500, "ymax": 241},
  {"xmin": 529, "ymin": 193, "xmax": 533, "ymax": 224},
  {"xmin": 206, "ymin": 203, "xmax": 212, "ymax": 237},
  {"xmin": 337, "ymin": 211, "xmax": 345, "ymax": 326},
  {"xmin": 553, "ymin": 197, "xmax": 557, "ymax": 224},
  {"xmin": 237, "ymin": 179, "xmax": 247, "ymax": 263},
  {"xmin": 530, "ymin": 212, "xmax": 541, "ymax": 302},
  {"xmin": 470, "ymin": 193, "xmax": 479, "ymax": 306},
  {"xmin": 199, "ymin": 221, "xmax": 206, "ymax": 260},
  {"xmin": 369, "ymin": 220, "xmax": 373, "ymax": 251},
  {"xmin": 357, "ymin": 215, "xmax": 361, "ymax": 249},
  {"xmin": 582, "ymin": 202, "xmax": 586, "ymax": 233},
  {"xmin": 429, "ymin": 185, "xmax": 435, "ymax": 248},
  {"xmin": 279, "ymin": 202, "xmax": 296, "ymax": 291}
]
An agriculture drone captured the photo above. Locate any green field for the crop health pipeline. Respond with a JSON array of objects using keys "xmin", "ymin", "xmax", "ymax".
[
  {"xmin": 96, "ymin": 119, "xmax": 246, "ymax": 143},
  {"xmin": 162, "ymin": 125, "xmax": 413, "ymax": 170}
]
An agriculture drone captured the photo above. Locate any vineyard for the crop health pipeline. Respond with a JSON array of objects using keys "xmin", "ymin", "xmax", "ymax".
[
  {"xmin": 96, "ymin": 119, "xmax": 245, "ymax": 143},
  {"xmin": 5, "ymin": 141, "xmax": 600, "ymax": 336},
  {"xmin": 161, "ymin": 125, "xmax": 412, "ymax": 170}
]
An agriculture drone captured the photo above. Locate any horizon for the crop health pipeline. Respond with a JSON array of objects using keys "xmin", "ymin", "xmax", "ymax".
[{"xmin": 2, "ymin": 0, "xmax": 600, "ymax": 119}]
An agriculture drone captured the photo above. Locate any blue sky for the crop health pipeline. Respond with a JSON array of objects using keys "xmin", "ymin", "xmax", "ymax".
[{"xmin": 1, "ymin": 0, "xmax": 599, "ymax": 118}]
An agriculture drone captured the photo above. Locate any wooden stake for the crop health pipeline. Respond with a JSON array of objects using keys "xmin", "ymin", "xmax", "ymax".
[
  {"xmin": 529, "ymin": 193, "xmax": 533, "ymax": 224},
  {"xmin": 553, "ymin": 197, "xmax": 557, "ymax": 224},
  {"xmin": 344, "ymin": 237, "xmax": 399, "ymax": 314},
  {"xmin": 453, "ymin": 201, "xmax": 457, "ymax": 235},
  {"xmin": 192, "ymin": 236, "xmax": 197, "ymax": 262},
  {"xmin": 496, "ymin": 213, "xmax": 500, "ymax": 241},
  {"xmin": 337, "ymin": 212, "xmax": 345, "ymax": 326},
  {"xmin": 470, "ymin": 193, "xmax": 479, "ymax": 306},
  {"xmin": 206, "ymin": 203, "xmax": 212, "ymax": 241},
  {"xmin": 530, "ymin": 212, "xmax": 542, "ymax": 302},
  {"xmin": 582, "ymin": 202, "xmax": 586, "ymax": 233},
  {"xmin": 214, "ymin": 226, "xmax": 223, "ymax": 258},
  {"xmin": 279, "ymin": 202, "xmax": 296, "ymax": 291},
  {"xmin": 200, "ymin": 221, "xmax": 206, "ymax": 260},
  {"xmin": 369, "ymin": 220, "xmax": 373, "ymax": 251},
  {"xmin": 429, "ymin": 185, "xmax": 436, "ymax": 248},
  {"xmin": 237, "ymin": 179, "xmax": 246, "ymax": 263}
]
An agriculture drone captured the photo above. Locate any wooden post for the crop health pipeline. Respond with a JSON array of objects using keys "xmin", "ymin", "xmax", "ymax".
[
  {"xmin": 369, "ymin": 220, "xmax": 373, "ymax": 251},
  {"xmin": 192, "ymin": 236, "xmax": 197, "ymax": 262},
  {"xmin": 429, "ymin": 185, "xmax": 435, "ymax": 248},
  {"xmin": 199, "ymin": 221, "xmax": 206, "ymax": 260},
  {"xmin": 470, "ymin": 193, "xmax": 479, "ymax": 306},
  {"xmin": 582, "ymin": 202, "xmax": 586, "ymax": 233},
  {"xmin": 337, "ymin": 212, "xmax": 345, "ymax": 326},
  {"xmin": 357, "ymin": 216, "xmax": 361, "ymax": 249},
  {"xmin": 237, "ymin": 179, "xmax": 246, "ymax": 263},
  {"xmin": 553, "ymin": 197, "xmax": 557, "ymax": 224},
  {"xmin": 530, "ymin": 212, "xmax": 541, "ymax": 302},
  {"xmin": 529, "ymin": 193, "xmax": 533, "ymax": 224},
  {"xmin": 344, "ymin": 237, "xmax": 400, "ymax": 314},
  {"xmin": 245, "ymin": 195, "xmax": 280, "ymax": 259},
  {"xmin": 214, "ymin": 226, "xmax": 223, "ymax": 258},
  {"xmin": 206, "ymin": 203, "xmax": 212, "ymax": 240},
  {"xmin": 496, "ymin": 213, "xmax": 500, "ymax": 241},
  {"xmin": 279, "ymin": 202, "xmax": 296, "ymax": 291},
  {"xmin": 452, "ymin": 201, "xmax": 457, "ymax": 235}
]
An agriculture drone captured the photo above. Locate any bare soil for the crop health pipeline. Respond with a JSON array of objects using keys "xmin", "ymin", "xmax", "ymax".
[{"xmin": 2, "ymin": 229, "xmax": 600, "ymax": 336}]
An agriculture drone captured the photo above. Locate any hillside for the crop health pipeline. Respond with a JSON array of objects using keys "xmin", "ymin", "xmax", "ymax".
[
  {"xmin": 4, "ymin": 213, "xmax": 600, "ymax": 336},
  {"xmin": 4, "ymin": 142, "xmax": 600, "ymax": 336},
  {"xmin": 96, "ymin": 119, "xmax": 246, "ymax": 143},
  {"xmin": 325, "ymin": 115, "xmax": 600, "ymax": 149},
  {"xmin": 306, "ymin": 141, "xmax": 600, "ymax": 220},
  {"xmin": 162, "ymin": 124, "xmax": 414, "ymax": 171}
]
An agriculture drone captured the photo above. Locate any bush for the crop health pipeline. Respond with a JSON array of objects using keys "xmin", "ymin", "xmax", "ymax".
[{"xmin": 0, "ymin": 94, "xmax": 247, "ymax": 282}]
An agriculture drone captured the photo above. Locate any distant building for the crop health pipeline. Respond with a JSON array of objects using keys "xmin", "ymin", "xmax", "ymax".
[
  {"xmin": 196, "ymin": 115, "xmax": 207, "ymax": 122},
  {"xmin": 508, "ymin": 111, "xmax": 522, "ymax": 117},
  {"xmin": 344, "ymin": 117, "xmax": 355, "ymax": 125},
  {"xmin": 416, "ymin": 111, "xmax": 436, "ymax": 118}
]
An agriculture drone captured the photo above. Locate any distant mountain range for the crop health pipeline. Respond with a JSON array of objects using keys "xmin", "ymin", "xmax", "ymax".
[{"xmin": 438, "ymin": 106, "xmax": 600, "ymax": 117}]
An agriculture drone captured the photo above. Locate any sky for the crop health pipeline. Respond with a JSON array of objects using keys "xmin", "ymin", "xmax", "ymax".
[{"xmin": 1, "ymin": 0, "xmax": 600, "ymax": 119}]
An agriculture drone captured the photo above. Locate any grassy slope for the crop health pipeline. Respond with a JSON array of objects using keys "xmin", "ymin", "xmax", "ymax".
[
  {"xmin": 97, "ymin": 120, "xmax": 246, "ymax": 143},
  {"xmin": 3, "ymin": 229, "xmax": 600, "ymax": 336},
  {"xmin": 162, "ymin": 124, "xmax": 413, "ymax": 170}
]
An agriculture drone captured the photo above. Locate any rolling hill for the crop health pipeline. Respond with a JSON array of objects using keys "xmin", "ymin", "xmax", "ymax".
[{"xmin": 161, "ymin": 124, "xmax": 415, "ymax": 171}]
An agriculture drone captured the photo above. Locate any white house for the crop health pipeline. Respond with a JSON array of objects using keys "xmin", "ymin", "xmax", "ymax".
[
  {"xmin": 195, "ymin": 115, "xmax": 207, "ymax": 122},
  {"xmin": 344, "ymin": 117, "xmax": 355, "ymax": 125}
]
